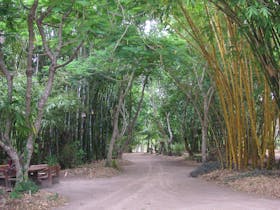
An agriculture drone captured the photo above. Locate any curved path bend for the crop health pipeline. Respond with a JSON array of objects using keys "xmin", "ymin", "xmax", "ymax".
[{"xmin": 50, "ymin": 153, "xmax": 280, "ymax": 210}]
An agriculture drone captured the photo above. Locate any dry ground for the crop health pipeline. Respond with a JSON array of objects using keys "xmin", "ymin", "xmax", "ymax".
[{"xmin": 49, "ymin": 153, "xmax": 280, "ymax": 210}]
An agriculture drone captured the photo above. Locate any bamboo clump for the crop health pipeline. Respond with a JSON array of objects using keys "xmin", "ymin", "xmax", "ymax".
[{"xmin": 177, "ymin": 2, "xmax": 278, "ymax": 169}]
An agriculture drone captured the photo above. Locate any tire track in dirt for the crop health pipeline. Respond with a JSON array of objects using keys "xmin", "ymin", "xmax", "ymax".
[
  {"xmin": 51, "ymin": 153, "xmax": 280, "ymax": 210},
  {"xmin": 92, "ymin": 156, "xmax": 154, "ymax": 209}
]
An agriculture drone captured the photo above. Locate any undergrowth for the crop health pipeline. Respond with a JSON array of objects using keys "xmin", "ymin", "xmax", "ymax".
[{"xmin": 10, "ymin": 180, "xmax": 39, "ymax": 199}]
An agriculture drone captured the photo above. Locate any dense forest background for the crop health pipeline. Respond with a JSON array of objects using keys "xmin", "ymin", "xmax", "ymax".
[{"xmin": 0, "ymin": 0, "xmax": 279, "ymax": 182}]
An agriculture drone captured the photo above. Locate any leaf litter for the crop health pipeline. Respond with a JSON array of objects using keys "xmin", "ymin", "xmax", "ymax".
[{"xmin": 202, "ymin": 169, "xmax": 280, "ymax": 198}]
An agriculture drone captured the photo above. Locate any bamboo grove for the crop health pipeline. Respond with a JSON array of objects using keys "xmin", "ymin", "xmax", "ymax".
[{"xmin": 174, "ymin": 2, "xmax": 279, "ymax": 169}]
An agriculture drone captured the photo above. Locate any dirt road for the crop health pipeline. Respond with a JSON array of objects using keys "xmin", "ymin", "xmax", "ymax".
[{"xmin": 50, "ymin": 153, "xmax": 280, "ymax": 210}]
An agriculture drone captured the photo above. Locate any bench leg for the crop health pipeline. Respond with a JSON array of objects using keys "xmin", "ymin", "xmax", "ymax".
[
  {"xmin": 47, "ymin": 168, "xmax": 52, "ymax": 187},
  {"xmin": 4, "ymin": 174, "xmax": 8, "ymax": 188}
]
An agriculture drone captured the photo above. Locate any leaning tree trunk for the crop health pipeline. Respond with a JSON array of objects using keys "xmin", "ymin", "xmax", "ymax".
[
  {"xmin": 119, "ymin": 75, "xmax": 148, "ymax": 157},
  {"xmin": 106, "ymin": 73, "xmax": 134, "ymax": 167},
  {"xmin": 106, "ymin": 106, "xmax": 121, "ymax": 167},
  {"xmin": 166, "ymin": 112, "xmax": 173, "ymax": 156}
]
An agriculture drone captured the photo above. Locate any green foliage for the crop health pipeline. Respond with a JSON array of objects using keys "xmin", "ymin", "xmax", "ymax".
[
  {"xmin": 59, "ymin": 141, "xmax": 85, "ymax": 168},
  {"xmin": 171, "ymin": 143, "xmax": 185, "ymax": 156},
  {"xmin": 45, "ymin": 155, "xmax": 58, "ymax": 166},
  {"xmin": 0, "ymin": 74, "xmax": 43, "ymax": 153},
  {"xmin": 10, "ymin": 180, "xmax": 39, "ymax": 199}
]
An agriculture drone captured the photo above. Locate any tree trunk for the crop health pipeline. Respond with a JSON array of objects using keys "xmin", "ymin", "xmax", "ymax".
[
  {"xmin": 120, "ymin": 75, "xmax": 148, "ymax": 156},
  {"xmin": 184, "ymin": 137, "xmax": 193, "ymax": 156},
  {"xmin": 106, "ymin": 109, "xmax": 120, "ymax": 166},
  {"xmin": 166, "ymin": 112, "xmax": 173, "ymax": 156},
  {"xmin": 201, "ymin": 122, "xmax": 207, "ymax": 163},
  {"xmin": 201, "ymin": 87, "xmax": 214, "ymax": 163},
  {"xmin": 106, "ymin": 73, "xmax": 134, "ymax": 166},
  {"xmin": 76, "ymin": 85, "xmax": 81, "ymax": 142}
]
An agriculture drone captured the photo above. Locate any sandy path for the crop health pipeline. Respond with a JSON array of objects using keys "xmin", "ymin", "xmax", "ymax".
[{"xmin": 49, "ymin": 153, "xmax": 280, "ymax": 210}]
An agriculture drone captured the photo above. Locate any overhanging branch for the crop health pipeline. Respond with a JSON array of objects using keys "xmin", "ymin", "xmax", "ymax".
[{"xmin": 55, "ymin": 41, "xmax": 84, "ymax": 69}]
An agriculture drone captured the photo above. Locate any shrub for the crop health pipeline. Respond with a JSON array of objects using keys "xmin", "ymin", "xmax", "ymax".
[
  {"xmin": 59, "ymin": 141, "xmax": 85, "ymax": 168},
  {"xmin": 171, "ymin": 143, "xmax": 185, "ymax": 156},
  {"xmin": 10, "ymin": 180, "xmax": 39, "ymax": 199},
  {"xmin": 45, "ymin": 155, "xmax": 58, "ymax": 166}
]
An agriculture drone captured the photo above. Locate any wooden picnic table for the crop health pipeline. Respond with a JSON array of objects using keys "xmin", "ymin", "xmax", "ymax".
[
  {"xmin": 29, "ymin": 164, "xmax": 49, "ymax": 172},
  {"xmin": 0, "ymin": 164, "xmax": 9, "ymax": 173},
  {"xmin": 0, "ymin": 163, "xmax": 60, "ymax": 188},
  {"xmin": 0, "ymin": 164, "xmax": 12, "ymax": 187},
  {"xmin": 29, "ymin": 164, "xmax": 60, "ymax": 187}
]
